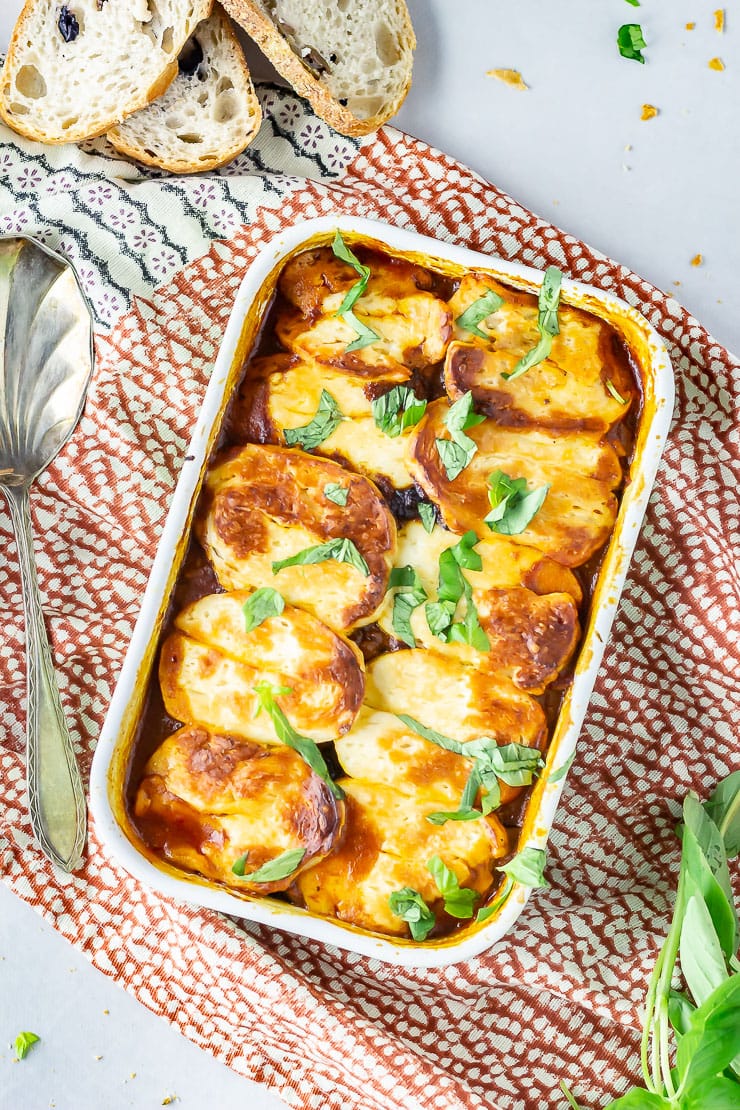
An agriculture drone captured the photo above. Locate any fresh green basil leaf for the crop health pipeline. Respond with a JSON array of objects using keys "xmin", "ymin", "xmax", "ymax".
[
  {"xmin": 253, "ymin": 681, "xmax": 344, "ymax": 800},
  {"xmin": 426, "ymin": 807, "xmax": 483, "ymax": 826},
  {"xmin": 448, "ymin": 530, "xmax": 483, "ymax": 572},
  {"xmin": 456, "ymin": 288, "xmax": 505, "ymax": 339},
  {"xmin": 231, "ymin": 851, "xmax": 250, "ymax": 877},
  {"xmin": 476, "ymin": 877, "xmax": 514, "ymax": 923},
  {"xmin": 501, "ymin": 333, "xmax": 553, "ymax": 382},
  {"xmin": 272, "ymin": 536, "xmax": 369, "ymax": 577},
  {"xmin": 502, "ymin": 267, "xmax": 563, "ymax": 381},
  {"xmin": 242, "ymin": 588, "xmax": 285, "ymax": 633},
  {"xmin": 604, "ymin": 1093, "xmax": 672, "ymax": 1109},
  {"xmin": 704, "ymin": 771, "xmax": 740, "ymax": 858},
  {"xmin": 242, "ymin": 847, "xmax": 306, "ymax": 883},
  {"xmin": 678, "ymin": 976, "xmax": 740, "ymax": 1092},
  {"xmin": 283, "ymin": 389, "xmax": 343, "ymax": 449},
  {"xmin": 459, "ymin": 766, "xmax": 480, "ymax": 809},
  {"xmin": 425, "ymin": 598, "xmax": 455, "ymax": 639},
  {"xmin": 418, "ymin": 501, "xmax": 436, "ymax": 533},
  {"xmin": 324, "ymin": 482, "xmax": 348, "ymax": 506},
  {"xmin": 392, "ymin": 591, "xmax": 424, "ymax": 647},
  {"xmin": 679, "ymin": 881, "xmax": 729, "ymax": 1008},
  {"xmin": 435, "ymin": 437, "xmax": 474, "ymax": 482},
  {"xmin": 681, "ymin": 1078, "xmax": 740, "ymax": 1110},
  {"xmin": 549, "ymin": 751, "xmax": 575, "ymax": 784},
  {"xmin": 13, "ymin": 1032, "xmax": 40, "ymax": 1060},
  {"xmin": 445, "ymin": 390, "xmax": 486, "ymax": 438},
  {"xmin": 617, "ymin": 23, "xmax": 647, "ymax": 63},
  {"xmin": 606, "ymin": 379, "xmax": 628, "ymax": 405},
  {"xmin": 464, "ymin": 740, "xmax": 543, "ymax": 787},
  {"xmin": 342, "ymin": 308, "xmax": 380, "ymax": 352},
  {"xmin": 668, "ymin": 990, "xmax": 696, "ymax": 1037},
  {"xmin": 388, "ymin": 565, "xmax": 424, "ymax": 591},
  {"xmin": 498, "ymin": 846, "xmax": 549, "ymax": 888},
  {"xmin": 371, "ymin": 385, "xmax": 428, "ymax": 437},
  {"xmin": 680, "ymin": 817, "xmax": 737, "ymax": 958},
  {"xmin": 396, "ymin": 715, "xmax": 465, "ymax": 755},
  {"xmin": 389, "ymin": 886, "xmax": 436, "ymax": 941},
  {"xmin": 624, "ymin": 0, "xmax": 640, "ymax": 6},
  {"xmin": 436, "ymin": 392, "xmax": 485, "ymax": 479},
  {"xmin": 485, "ymin": 468, "xmax": 549, "ymax": 535},
  {"xmin": 427, "ymin": 855, "xmax": 478, "ymax": 919},
  {"xmin": 480, "ymin": 778, "xmax": 502, "ymax": 815},
  {"xmin": 331, "ymin": 230, "xmax": 371, "ymax": 314}
]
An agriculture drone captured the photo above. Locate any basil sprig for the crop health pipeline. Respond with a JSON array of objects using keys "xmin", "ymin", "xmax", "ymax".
[
  {"xmin": 232, "ymin": 847, "xmax": 306, "ymax": 883},
  {"xmin": 389, "ymin": 887, "xmax": 436, "ymax": 941},
  {"xmin": 455, "ymin": 287, "xmax": 505, "ymax": 339},
  {"xmin": 435, "ymin": 391, "xmax": 486, "ymax": 481},
  {"xmin": 424, "ymin": 531, "xmax": 490, "ymax": 652},
  {"xmin": 617, "ymin": 22, "xmax": 647, "ymax": 63},
  {"xmin": 388, "ymin": 565, "xmax": 427, "ymax": 648},
  {"xmin": 283, "ymin": 389, "xmax": 343, "ymax": 450},
  {"xmin": 372, "ymin": 385, "xmax": 427, "ymax": 437},
  {"xmin": 272, "ymin": 536, "xmax": 369, "ymax": 577},
  {"xmin": 485, "ymin": 470, "xmax": 549, "ymax": 536},
  {"xmin": 252, "ymin": 681, "xmax": 344, "ymax": 800},
  {"xmin": 502, "ymin": 266, "xmax": 562, "ymax": 381},
  {"xmin": 242, "ymin": 588, "xmax": 285, "ymax": 633},
  {"xmin": 324, "ymin": 482, "xmax": 349, "ymax": 506},
  {"xmin": 427, "ymin": 856, "xmax": 479, "ymax": 919},
  {"xmin": 331, "ymin": 230, "xmax": 380, "ymax": 351}
]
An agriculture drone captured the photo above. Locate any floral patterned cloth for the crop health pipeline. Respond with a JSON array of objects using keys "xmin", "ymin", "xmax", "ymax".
[{"xmin": 1, "ymin": 83, "xmax": 738, "ymax": 1110}]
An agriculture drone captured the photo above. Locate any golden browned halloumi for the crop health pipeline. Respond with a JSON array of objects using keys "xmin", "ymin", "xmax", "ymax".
[
  {"xmin": 364, "ymin": 649, "xmax": 547, "ymax": 750},
  {"xmin": 409, "ymin": 399, "xmax": 621, "ymax": 565},
  {"xmin": 160, "ymin": 591, "xmax": 364, "ymax": 740},
  {"xmin": 232, "ymin": 353, "xmax": 415, "ymax": 490},
  {"xmin": 296, "ymin": 779, "xmax": 506, "ymax": 937},
  {"xmin": 196, "ymin": 445, "xmax": 396, "ymax": 631},
  {"xmin": 134, "ymin": 726, "xmax": 343, "ymax": 894},
  {"xmin": 278, "ymin": 247, "xmax": 437, "ymax": 318},
  {"xmin": 375, "ymin": 521, "xmax": 580, "ymax": 690},
  {"xmin": 447, "ymin": 274, "xmax": 634, "ymax": 429}
]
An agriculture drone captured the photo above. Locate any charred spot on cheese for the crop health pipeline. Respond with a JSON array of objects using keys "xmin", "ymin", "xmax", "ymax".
[
  {"xmin": 197, "ymin": 444, "xmax": 396, "ymax": 631},
  {"xmin": 295, "ymin": 779, "xmax": 506, "ymax": 937},
  {"xmin": 409, "ymin": 399, "xmax": 621, "ymax": 566},
  {"xmin": 133, "ymin": 726, "xmax": 343, "ymax": 894},
  {"xmin": 159, "ymin": 590, "xmax": 364, "ymax": 741}
]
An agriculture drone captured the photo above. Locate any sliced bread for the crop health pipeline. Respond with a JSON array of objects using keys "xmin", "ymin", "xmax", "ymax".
[
  {"xmin": 0, "ymin": 0, "xmax": 213, "ymax": 144},
  {"xmin": 220, "ymin": 0, "xmax": 415, "ymax": 136},
  {"xmin": 107, "ymin": 6, "xmax": 262, "ymax": 173}
]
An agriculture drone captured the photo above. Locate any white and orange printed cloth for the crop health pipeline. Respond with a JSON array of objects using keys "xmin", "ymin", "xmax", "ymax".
[{"xmin": 0, "ymin": 84, "xmax": 738, "ymax": 1110}]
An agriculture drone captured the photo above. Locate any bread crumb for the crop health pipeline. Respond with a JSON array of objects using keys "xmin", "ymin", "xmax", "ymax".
[
  {"xmin": 691, "ymin": 254, "xmax": 703, "ymax": 267},
  {"xmin": 673, "ymin": 281, "xmax": 682, "ymax": 286},
  {"xmin": 714, "ymin": 9, "xmax": 725, "ymax": 31},
  {"xmin": 625, "ymin": 143, "xmax": 633, "ymax": 151},
  {"xmin": 685, "ymin": 21, "xmax": 696, "ymax": 30},
  {"xmin": 486, "ymin": 68, "xmax": 529, "ymax": 90},
  {"xmin": 162, "ymin": 1097, "xmax": 179, "ymax": 1106},
  {"xmin": 641, "ymin": 104, "xmax": 658, "ymax": 120},
  {"xmin": 708, "ymin": 57, "xmax": 725, "ymax": 70}
]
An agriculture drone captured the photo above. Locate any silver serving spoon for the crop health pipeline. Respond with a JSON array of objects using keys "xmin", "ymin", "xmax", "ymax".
[{"xmin": 0, "ymin": 235, "xmax": 95, "ymax": 872}]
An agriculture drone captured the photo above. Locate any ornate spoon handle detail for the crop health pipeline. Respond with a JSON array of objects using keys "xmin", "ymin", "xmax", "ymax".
[{"xmin": 3, "ymin": 482, "xmax": 87, "ymax": 872}]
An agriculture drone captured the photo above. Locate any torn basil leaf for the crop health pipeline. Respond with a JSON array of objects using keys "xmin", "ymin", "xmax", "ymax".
[
  {"xmin": 456, "ymin": 288, "xmax": 505, "ymax": 339},
  {"xmin": 426, "ymin": 807, "xmax": 483, "ymax": 825},
  {"xmin": 418, "ymin": 502, "xmax": 436, "ymax": 533},
  {"xmin": 499, "ymin": 846, "xmax": 549, "ymax": 888},
  {"xmin": 284, "ymin": 389, "xmax": 343, "ymax": 449},
  {"xmin": 13, "ymin": 1032, "xmax": 40, "ymax": 1060},
  {"xmin": 605, "ymin": 379, "xmax": 628, "ymax": 405},
  {"xmin": 435, "ymin": 391, "xmax": 485, "ymax": 480},
  {"xmin": 435, "ymin": 438, "xmax": 474, "ymax": 482},
  {"xmin": 397, "ymin": 714, "xmax": 465, "ymax": 755},
  {"xmin": 389, "ymin": 886, "xmax": 436, "ymax": 941},
  {"xmin": 476, "ymin": 877, "xmax": 514, "ymax": 924},
  {"xmin": 272, "ymin": 537, "xmax": 369, "ymax": 577},
  {"xmin": 372, "ymin": 385, "xmax": 427, "ymax": 437},
  {"xmin": 426, "ymin": 532, "xmax": 489, "ymax": 651},
  {"xmin": 240, "ymin": 847, "xmax": 306, "ymax": 883},
  {"xmin": 253, "ymin": 681, "xmax": 344, "ymax": 799},
  {"xmin": 324, "ymin": 482, "xmax": 349, "ymax": 506},
  {"xmin": 231, "ymin": 851, "xmax": 249, "ymax": 876},
  {"xmin": 342, "ymin": 308, "xmax": 381, "ymax": 352},
  {"xmin": 485, "ymin": 469, "xmax": 549, "ymax": 536},
  {"xmin": 331, "ymin": 229, "xmax": 371, "ymax": 314},
  {"xmin": 549, "ymin": 751, "xmax": 575, "ymax": 784},
  {"xmin": 242, "ymin": 588, "xmax": 285, "ymax": 633},
  {"xmin": 427, "ymin": 855, "xmax": 479, "ymax": 919},
  {"xmin": 502, "ymin": 266, "xmax": 563, "ymax": 381},
  {"xmin": 618, "ymin": 22, "xmax": 647, "ymax": 62},
  {"xmin": 388, "ymin": 565, "xmax": 427, "ymax": 648}
]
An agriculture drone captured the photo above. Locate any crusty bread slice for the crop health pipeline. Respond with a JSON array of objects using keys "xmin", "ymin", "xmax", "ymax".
[
  {"xmin": 107, "ymin": 6, "xmax": 262, "ymax": 173},
  {"xmin": 220, "ymin": 0, "xmax": 415, "ymax": 136},
  {"xmin": 0, "ymin": 0, "xmax": 213, "ymax": 144}
]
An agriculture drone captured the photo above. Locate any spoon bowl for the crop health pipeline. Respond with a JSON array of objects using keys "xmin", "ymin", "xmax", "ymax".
[{"xmin": 0, "ymin": 235, "xmax": 95, "ymax": 871}]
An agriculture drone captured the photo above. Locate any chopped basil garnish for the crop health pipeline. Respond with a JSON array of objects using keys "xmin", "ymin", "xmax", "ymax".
[
  {"xmin": 427, "ymin": 855, "xmax": 479, "ymax": 919},
  {"xmin": 617, "ymin": 22, "xmax": 647, "ymax": 62},
  {"xmin": 549, "ymin": 751, "xmax": 575, "ymax": 784},
  {"xmin": 371, "ymin": 385, "xmax": 427, "ymax": 437},
  {"xmin": 237, "ymin": 847, "xmax": 306, "ymax": 883},
  {"xmin": 253, "ymin": 681, "xmax": 344, "ymax": 799},
  {"xmin": 485, "ymin": 470, "xmax": 549, "ymax": 536},
  {"xmin": 435, "ymin": 391, "xmax": 486, "ymax": 480},
  {"xmin": 397, "ymin": 714, "xmax": 464, "ymax": 755},
  {"xmin": 455, "ymin": 288, "xmax": 505, "ymax": 339},
  {"xmin": 324, "ymin": 482, "xmax": 349, "ymax": 506},
  {"xmin": 388, "ymin": 886, "xmax": 436, "ymax": 941},
  {"xmin": 427, "ymin": 768, "xmax": 483, "ymax": 825},
  {"xmin": 272, "ymin": 537, "xmax": 369, "ymax": 577},
  {"xmin": 605, "ymin": 378, "xmax": 628, "ymax": 405},
  {"xmin": 283, "ymin": 389, "xmax": 343, "ymax": 449},
  {"xmin": 425, "ymin": 531, "xmax": 490, "ymax": 652},
  {"xmin": 498, "ymin": 845, "xmax": 549, "ymax": 888},
  {"xmin": 418, "ymin": 501, "xmax": 436, "ymax": 533},
  {"xmin": 476, "ymin": 877, "xmax": 514, "ymax": 923},
  {"xmin": 231, "ymin": 851, "xmax": 250, "ymax": 876},
  {"xmin": 13, "ymin": 1032, "xmax": 40, "ymax": 1060},
  {"xmin": 342, "ymin": 309, "xmax": 381, "ymax": 352},
  {"xmin": 331, "ymin": 230, "xmax": 371, "ymax": 314},
  {"xmin": 242, "ymin": 588, "xmax": 285, "ymax": 633},
  {"xmin": 502, "ymin": 266, "xmax": 563, "ymax": 381},
  {"xmin": 388, "ymin": 565, "xmax": 427, "ymax": 648}
]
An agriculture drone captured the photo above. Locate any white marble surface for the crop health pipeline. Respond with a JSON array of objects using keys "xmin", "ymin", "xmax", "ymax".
[{"xmin": 1, "ymin": 2, "xmax": 738, "ymax": 1108}]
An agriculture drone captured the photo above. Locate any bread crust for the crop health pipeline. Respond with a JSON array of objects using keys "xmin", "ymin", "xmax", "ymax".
[{"xmin": 220, "ymin": 0, "xmax": 415, "ymax": 136}]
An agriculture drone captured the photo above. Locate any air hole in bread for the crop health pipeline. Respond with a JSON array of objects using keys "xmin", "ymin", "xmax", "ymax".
[
  {"xmin": 9, "ymin": 101, "xmax": 30, "ymax": 116},
  {"xmin": 15, "ymin": 65, "xmax": 47, "ymax": 100},
  {"xmin": 375, "ymin": 22, "xmax": 401, "ymax": 65},
  {"xmin": 161, "ymin": 25, "xmax": 175, "ymax": 53},
  {"xmin": 216, "ymin": 77, "xmax": 234, "ymax": 94},
  {"xmin": 214, "ymin": 93, "xmax": 237, "ymax": 123},
  {"xmin": 61, "ymin": 116, "xmax": 81, "ymax": 129},
  {"xmin": 176, "ymin": 132, "xmax": 203, "ymax": 144},
  {"xmin": 166, "ymin": 115, "xmax": 185, "ymax": 130},
  {"xmin": 337, "ymin": 0, "xmax": 349, "ymax": 9}
]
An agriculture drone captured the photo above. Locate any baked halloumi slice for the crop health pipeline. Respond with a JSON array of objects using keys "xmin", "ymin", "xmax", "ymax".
[
  {"xmin": 409, "ymin": 399, "xmax": 621, "ymax": 566},
  {"xmin": 196, "ymin": 444, "xmax": 396, "ymax": 631},
  {"xmin": 364, "ymin": 649, "xmax": 546, "ymax": 750},
  {"xmin": 376, "ymin": 521, "xmax": 580, "ymax": 691},
  {"xmin": 233, "ymin": 353, "xmax": 415, "ymax": 490},
  {"xmin": 134, "ymin": 725, "xmax": 343, "ymax": 894},
  {"xmin": 159, "ymin": 591, "xmax": 364, "ymax": 740},
  {"xmin": 447, "ymin": 273, "xmax": 634, "ymax": 429},
  {"xmin": 296, "ymin": 779, "xmax": 507, "ymax": 938}
]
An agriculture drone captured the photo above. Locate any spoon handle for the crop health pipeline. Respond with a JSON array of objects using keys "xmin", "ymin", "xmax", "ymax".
[{"xmin": 3, "ymin": 483, "xmax": 87, "ymax": 872}]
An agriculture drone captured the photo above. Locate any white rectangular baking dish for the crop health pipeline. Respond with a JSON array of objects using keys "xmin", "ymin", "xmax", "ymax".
[{"xmin": 89, "ymin": 214, "xmax": 674, "ymax": 968}]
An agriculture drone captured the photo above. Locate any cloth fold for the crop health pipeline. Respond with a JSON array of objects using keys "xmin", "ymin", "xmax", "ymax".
[{"xmin": 1, "ymin": 83, "xmax": 738, "ymax": 1110}]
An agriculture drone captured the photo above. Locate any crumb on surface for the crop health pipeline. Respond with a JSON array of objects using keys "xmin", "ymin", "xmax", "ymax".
[
  {"xmin": 686, "ymin": 21, "xmax": 696, "ymax": 30},
  {"xmin": 641, "ymin": 104, "xmax": 658, "ymax": 120},
  {"xmin": 708, "ymin": 57, "xmax": 725, "ymax": 70},
  {"xmin": 714, "ymin": 9, "xmax": 725, "ymax": 32},
  {"xmin": 486, "ymin": 68, "xmax": 529, "ymax": 90},
  {"xmin": 162, "ymin": 1097, "xmax": 179, "ymax": 1106},
  {"xmin": 691, "ymin": 254, "xmax": 703, "ymax": 267},
  {"xmin": 673, "ymin": 280, "xmax": 682, "ymax": 286}
]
